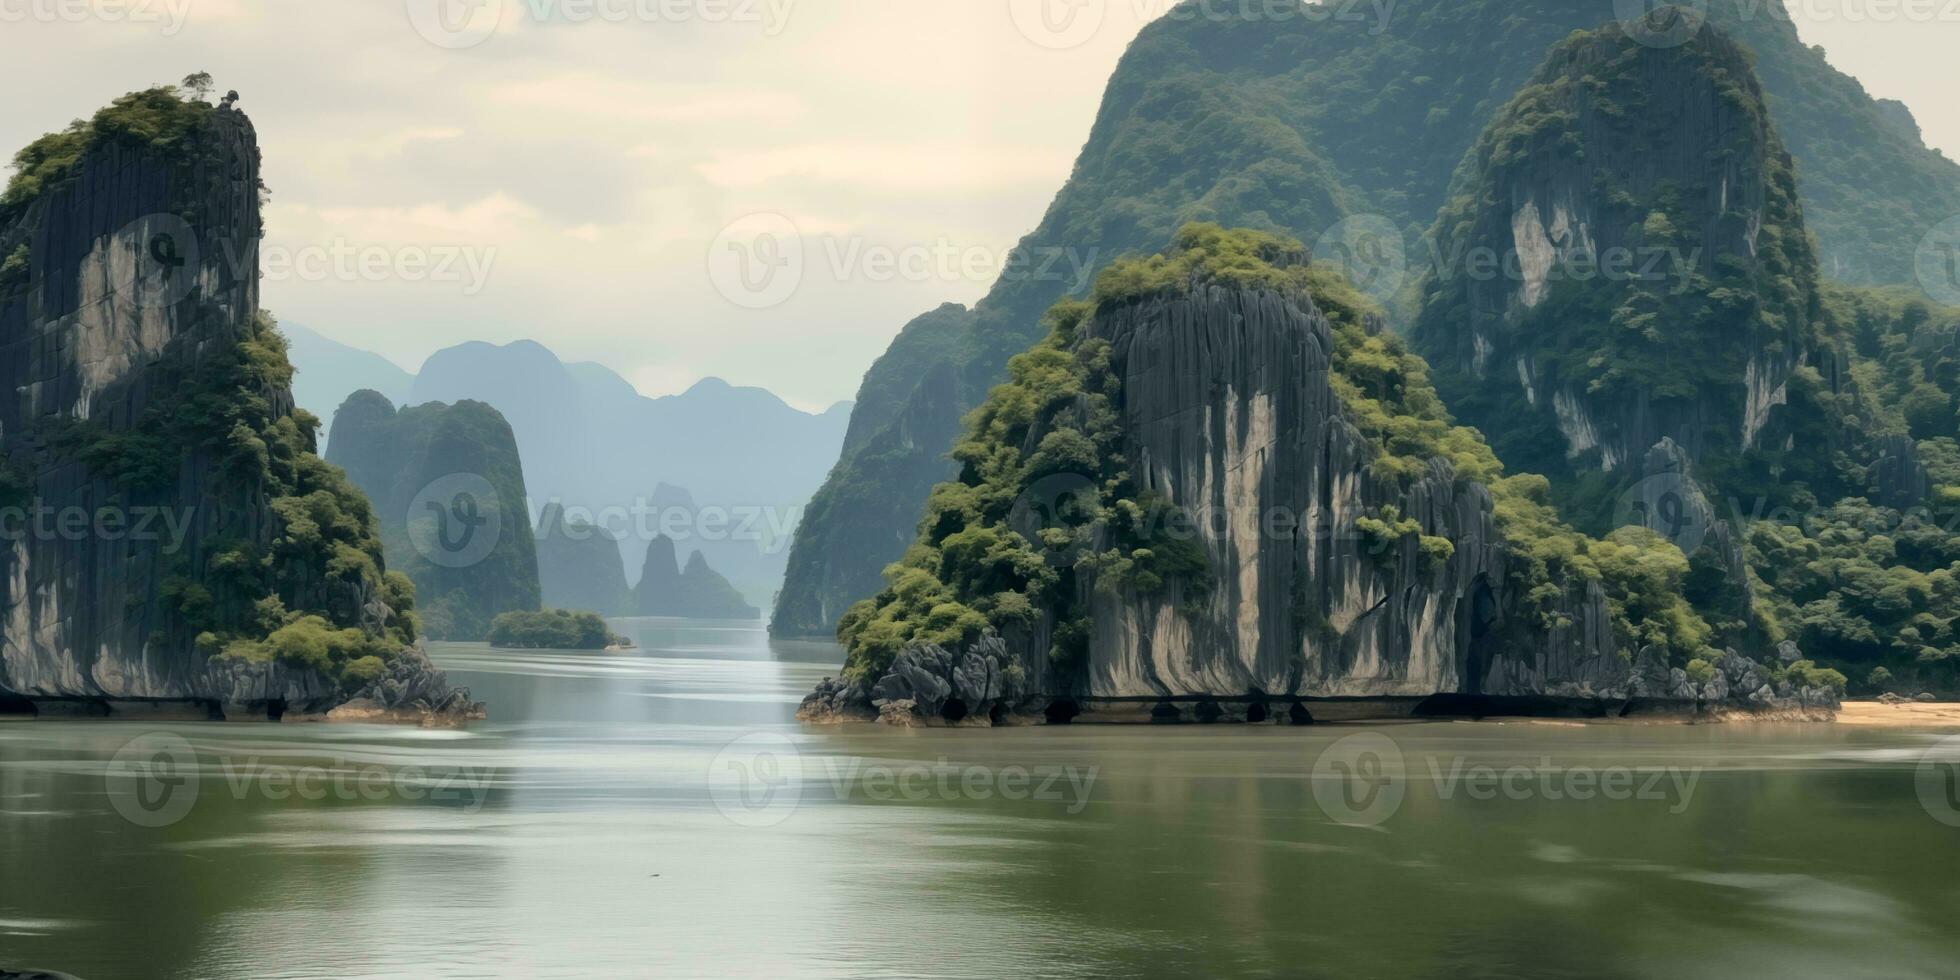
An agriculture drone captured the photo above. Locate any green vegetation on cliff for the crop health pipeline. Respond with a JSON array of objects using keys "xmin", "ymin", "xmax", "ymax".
[
  {"xmin": 1408, "ymin": 20, "xmax": 1960, "ymax": 689},
  {"xmin": 1, "ymin": 84, "xmax": 215, "ymax": 222},
  {"xmin": 49, "ymin": 312, "xmax": 417, "ymax": 687},
  {"xmin": 1833, "ymin": 284, "xmax": 1960, "ymax": 444},
  {"xmin": 838, "ymin": 227, "xmax": 1714, "ymax": 680},
  {"xmin": 1414, "ymin": 18, "xmax": 1827, "ymax": 500}
]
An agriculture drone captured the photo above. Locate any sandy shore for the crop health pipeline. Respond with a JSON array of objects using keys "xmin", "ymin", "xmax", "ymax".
[{"xmin": 1835, "ymin": 700, "xmax": 1960, "ymax": 727}]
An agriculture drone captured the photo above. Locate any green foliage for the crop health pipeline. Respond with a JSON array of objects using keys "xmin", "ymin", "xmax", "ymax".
[
  {"xmin": 2, "ymin": 85, "xmax": 214, "ymax": 221},
  {"xmin": 0, "ymin": 244, "xmax": 26, "ymax": 292},
  {"xmin": 1786, "ymin": 659, "xmax": 1850, "ymax": 694},
  {"xmin": 1748, "ymin": 498, "xmax": 1960, "ymax": 691},
  {"xmin": 222, "ymin": 615, "xmax": 400, "ymax": 690},
  {"xmin": 50, "ymin": 310, "xmax": 417, "ymax": 673},
  {"xmin": 1092, "ymin": 224, "xmax": 1309, "ymax": 302},
  {"xmin": 488, "ymin": 609, "xmax": 625, "ymax": 650},
  {"xmin": 1824, "ymin": 282, "xmax": 1960, "ymax": 443}
]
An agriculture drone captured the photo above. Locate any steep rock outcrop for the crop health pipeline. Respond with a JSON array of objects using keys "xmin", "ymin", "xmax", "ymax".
[
  {"xmin": 811, "ymin": 228, "xmax": 1808, "ymax": 723},
  {"xmin": 0, "ymin": 88, "xmax": 464, "ymax": 716},
  {"xmin": 1415, "ymin": 16, "xmax": 1823, "ymax": 480},
  {"xmin": 535, "ymin": 502, "xmax": 631, "ymax": 615},
  {"xmin": 633, "ymin": 536, "xmax": 759, "ymax": 620},
  {"xmin": 326, "ymin": 391, "xmax": 541, "ymax": 641}
]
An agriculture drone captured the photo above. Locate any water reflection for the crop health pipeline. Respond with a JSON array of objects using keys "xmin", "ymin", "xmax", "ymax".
[{"xmin": 1, "ymin": 620, "xmax": 1956, "ymax": 980}]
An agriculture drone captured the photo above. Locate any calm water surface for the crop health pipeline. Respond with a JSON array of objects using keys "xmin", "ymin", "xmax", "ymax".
[{"xmin": 4, "ymin": 617, "xmax": 1959, "ymax": 979}]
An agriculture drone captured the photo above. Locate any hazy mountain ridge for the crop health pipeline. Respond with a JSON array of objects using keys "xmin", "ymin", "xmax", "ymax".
[
  {"xmin": 286, "ymin": 331, "xmax": 852, "ymax": 608},
  {"xmin": 281, "ymin": 321, "xmax": 413, "ymax": 447}
]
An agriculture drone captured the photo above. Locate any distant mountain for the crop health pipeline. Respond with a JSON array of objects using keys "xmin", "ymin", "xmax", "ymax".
[
  {"xmin": 326, "ymin": 391, "xmax": 542, "ymax": 641},
  {"xmin": 634, "ymin": 536, "xmax": 760, "ymax": 620},
  {"xmin": 536, "ymin": 502, "xmax": 632, "ymax": 616},
  {"xmin": 281, "ymin": 322, "xmax": 413, "ymax": 448},
  {"xmin": 288, "ymin": 331, "xmax": 852, "ymax": 610}
]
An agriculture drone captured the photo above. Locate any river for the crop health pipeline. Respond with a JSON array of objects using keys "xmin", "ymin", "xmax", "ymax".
[{"xmin": 2, "ymin": 618, "xmax": 1958, "ymax": 979}]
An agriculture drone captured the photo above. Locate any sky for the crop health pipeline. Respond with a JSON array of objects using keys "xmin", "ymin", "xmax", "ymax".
[{"xmin": 3, "ymin": 1, "xmax": 1956, "ymax": 412}]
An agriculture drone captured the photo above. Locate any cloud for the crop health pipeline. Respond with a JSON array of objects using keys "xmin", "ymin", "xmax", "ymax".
[
  {"xmin": 696, "ymin": 141, "xmax": 1073, "ymax": 192},
  {"xmin": 488, "ymin": 75, "xmax": 805, "ymax": 124}
]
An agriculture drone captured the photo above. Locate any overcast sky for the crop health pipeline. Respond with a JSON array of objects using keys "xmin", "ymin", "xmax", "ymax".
[{"xmin": 4, "ymin": 1, "xmax": 1955, "ymax": 411}]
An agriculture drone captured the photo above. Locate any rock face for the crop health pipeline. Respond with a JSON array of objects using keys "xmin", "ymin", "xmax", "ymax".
[
  {"xmin": 326, "ymin": 390, "xmax": 541, "ymax": 641},
  {"xmin": 1624, "ymin": 438, "xmax": 1755, "ymax": 620},
  {"xmin": 0, "ymin": 92, "xmax": 462, "ymax": 717},
  {"xmin": 802, "ymin": 633, "xmax": 1028, "ymax": 726},
  {"xmin": 1069, "ymin": 284, "xmax": 1500, "ymax": 698},
  {"xmin": 535, "ymin": 502, "xmax": 631, "ymax": 615},
  {"xmin": 807, "ymin": 243, "xmax": 1826, "ymax": 724},
  {"xmin": 1415, "ymin": 17, "xmax": 1822, "ymax": 481},
  {"xmin": 773, "ymin": 0, "xmax": 1960, "ymax": 641},
  {"xmin": 0, "ymin": 103, "xmax": 260, "ymax": 703},
  {"xmin": 633, "ymin": 536, "xmax": 759, "ymax": 620}
]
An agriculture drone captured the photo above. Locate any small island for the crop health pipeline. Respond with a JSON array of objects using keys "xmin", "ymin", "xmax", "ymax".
[{"xmin": 488, "ymin": 609, "xmax": 629, "ymax": 651}]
